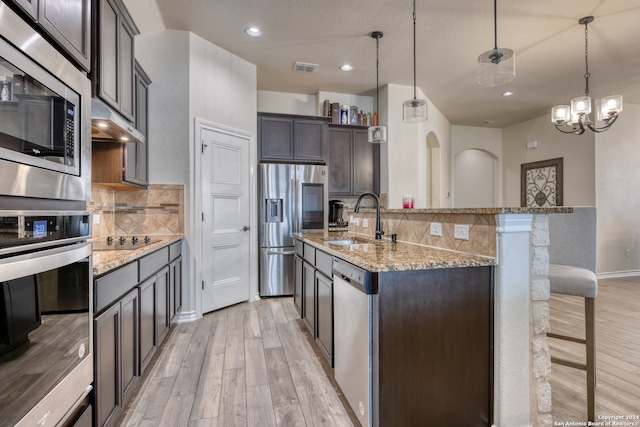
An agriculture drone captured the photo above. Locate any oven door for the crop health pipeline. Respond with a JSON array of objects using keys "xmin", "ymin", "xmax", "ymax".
[{"xmin": 0, "ymin": 242, "xmax": 93, "ymax": 427}]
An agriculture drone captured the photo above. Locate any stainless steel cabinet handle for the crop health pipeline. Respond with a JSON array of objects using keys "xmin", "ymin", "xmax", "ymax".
[{"xmin": 242, "ymin": 225, "xmax": 250, "ymax": 231}]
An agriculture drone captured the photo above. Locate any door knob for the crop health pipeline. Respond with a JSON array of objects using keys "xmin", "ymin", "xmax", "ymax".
[{"xmin": 242, "ymin": 225, "xmax": 250, "ymax": 231}]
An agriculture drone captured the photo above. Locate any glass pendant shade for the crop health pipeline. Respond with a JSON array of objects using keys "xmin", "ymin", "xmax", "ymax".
[
  {"xmin": 477, "ymin": 48, "xmax": 515, "ymax": 86},
  {"xmin": 570, "ymin": 96, "xmax": 591, "ymax": 115},
  {"xmin": 368, "ymin": 125, "xmax": 387, "ymax": 144},
  {"xmin": 596, "ymin": 95, "xmax": 623, "ymax": 122},
  {"xmin": 402, "ymin": 98, "xmax": 427, "ymax": 123},
  {"xmin": 551, "ymin": 105, "xmax": 571, "ymax": 124}
]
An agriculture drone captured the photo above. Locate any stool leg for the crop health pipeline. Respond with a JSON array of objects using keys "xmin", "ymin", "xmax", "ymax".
[{"xmin": 585, "ymin": 297, "xmax": 596, "ymax": 421}]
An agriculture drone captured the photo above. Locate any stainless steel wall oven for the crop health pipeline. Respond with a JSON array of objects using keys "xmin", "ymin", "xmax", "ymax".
[{"xmin": 0, "ymin": 210, "xmax": 92, "ymax": 426}]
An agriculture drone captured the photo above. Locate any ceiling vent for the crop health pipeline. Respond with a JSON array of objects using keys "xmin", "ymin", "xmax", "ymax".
[{"xmin": 293, "ymin": 62, "xmax": 319, "ymax": 73}]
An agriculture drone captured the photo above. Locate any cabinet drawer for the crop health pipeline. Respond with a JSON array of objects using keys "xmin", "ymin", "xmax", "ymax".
[
  {"xmin": 139, "ymin": 247, "xmax": 169, "ymax": 281},
  {"xmin": 169, "ymin": 240, "xmax": 182, "ymax": 261},
  {"xmin": 315, "ymin": 250, "xmax": 333, "ymax": 277},
  {"xmin": 294, "ymin": 239, "xmax": 304, "ymax": 257},
  {"xmin": 303, "ymin": 243, "xmax": 316, "ymax": 264},
  {"xmin": 94, "ymin": 261, "xmax": 138, "ymax": 313}
]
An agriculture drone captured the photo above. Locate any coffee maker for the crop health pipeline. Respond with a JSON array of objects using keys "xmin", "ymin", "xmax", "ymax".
[{"xmin": 328, "ymin": 200, "xmax": 345, "ymax": 226}]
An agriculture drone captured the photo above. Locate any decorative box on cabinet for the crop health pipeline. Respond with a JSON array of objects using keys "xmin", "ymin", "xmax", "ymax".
[
  {"xmin": 327, "ymin": 125, "xmax": 379, "ymax": 196},
  {"xmin": 258, "ymin": 112, "xmax": 329, "ymax": 163}
]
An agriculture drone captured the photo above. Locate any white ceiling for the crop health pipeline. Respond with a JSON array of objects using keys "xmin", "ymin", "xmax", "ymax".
[{"xmin": 128, "ymin": 0, "xmax": 640, "ymax": 128}]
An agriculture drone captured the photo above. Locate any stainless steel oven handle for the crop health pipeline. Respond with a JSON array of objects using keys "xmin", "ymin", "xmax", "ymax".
[{"xmin": 0, "ymin": 241, "xmax": 92, "ymax": 283}]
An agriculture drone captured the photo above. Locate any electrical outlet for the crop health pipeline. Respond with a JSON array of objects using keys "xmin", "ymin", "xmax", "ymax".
[
  {"xmin": 430, "ymin": 222, "xmax": 442, "ymax": 237},
  {"xmin": 93, "ymin": 213, "xmax": 100, "ymax": 224},
  {"xmin": 363, "ymin": 218, "xmax": 369, "ymax": 228},
  {"xmin": 353, "ymin": 217, "xmax": 359, "ymax": 226},
  {"xmin": 454, "ymin": 224, "xmax": 470, "ymax": 240},
  {"xmin": 625, "ymin": 248, "xmax": 631, "ymax": 258}
]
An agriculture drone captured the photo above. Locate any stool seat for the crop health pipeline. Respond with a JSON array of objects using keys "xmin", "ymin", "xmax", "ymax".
[{"xmin": 549, "ymin": 264, "xmax": 597, "ymax": 298}]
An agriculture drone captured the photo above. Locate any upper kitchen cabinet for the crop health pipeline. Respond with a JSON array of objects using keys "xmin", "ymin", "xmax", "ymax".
[
  {"xmin": 328, "ymin": 125, "xmax": 379, "ymax": 196},
  {"xmin": 92, "ymin": 0, "xmax": 138, "ymax": 121},
  {"xmin": 258, "ymin": 112, "xmax": 328, "ymax": 163},
  {"xmin": 92, "ymin": 61, "xmax": 149, "ymax": 188},
  {"xmin": 5, "ymin": 0, "xmax": 91, "ymax": 71}
]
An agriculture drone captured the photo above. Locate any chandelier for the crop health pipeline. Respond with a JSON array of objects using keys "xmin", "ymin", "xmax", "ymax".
[{"xmin": 551, "ymin": 16, "xmax": 622, "ymax": 134}]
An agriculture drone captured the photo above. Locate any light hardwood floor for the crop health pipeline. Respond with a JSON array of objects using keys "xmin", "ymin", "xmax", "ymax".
[
  {"xmin": 549, "ymin": 275, "xmax": 640, "ymax": 422},
  {"xmin": 121, "ymin": 276, "xmax": 640, "ymax": 426},
  {"xmin": 120, "ymin": 297, "xmax": 355, "ymax": 427}
]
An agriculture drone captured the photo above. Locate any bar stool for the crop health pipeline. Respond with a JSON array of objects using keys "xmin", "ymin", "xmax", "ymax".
[{"xmin": 547, "ymin": 207, "xmax": 598, "ymax": 422}]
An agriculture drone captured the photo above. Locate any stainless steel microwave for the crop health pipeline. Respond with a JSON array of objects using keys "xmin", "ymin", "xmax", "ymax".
[{"xmin": 0, "ymin": 4, "xmax": 91, "ymax": 201}]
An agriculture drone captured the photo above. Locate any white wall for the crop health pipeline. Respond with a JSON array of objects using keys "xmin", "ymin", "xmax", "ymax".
[
  {"xmin": 502, "ymin": 114, "xmax": 596, "ymax": 207},
  {"xmin": 257, "ymin": 91, "xmax": 317, "ymax": 116},
  {"xmin": 451, "ymin": 126, "xmax": 502, "ymax": 207},
  {"xmin": 595, "ymin": 103, "xmax": 640, "ymax": 275},
  {"xmin": 135, "ymin": 30, "xmax": 257, "ymax": 319},
  {"xmin": 384, "ymin": 84, "xmax": 452, "ymax": 208}
]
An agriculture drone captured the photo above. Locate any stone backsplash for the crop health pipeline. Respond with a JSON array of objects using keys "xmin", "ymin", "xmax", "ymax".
[
  {"xmin": 89, "ymin": 184, "xmax": 184, "ymax": 239},
  {"xmin": 348, "ymin": 210, "xmax": 497, "ymax": 258}
]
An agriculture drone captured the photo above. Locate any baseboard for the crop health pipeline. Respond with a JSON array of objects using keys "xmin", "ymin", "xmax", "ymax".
[
  {"xmin": 597, "ymin": 269, "xmax": 640, "ymax": 279},
  {"xmin": 174, "ymin": 310, "xmax": 198, "ymax": 323}
]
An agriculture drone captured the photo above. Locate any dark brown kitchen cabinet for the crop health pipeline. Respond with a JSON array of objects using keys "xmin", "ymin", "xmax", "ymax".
[
  {"xmin": 120, "ymin": 287, "xmax": 139, "ymax": 404},
  {"xmin": 169, "ymin": 241, "xmax": 182, "ymax": 322},
  {"xmin": 93, "ymin": 0, "xmax": 138, "ymax": 120},
  {"xmin": 258, "ymin": 112, "xmax": 328, "ymax": 163},
  {"xmin": 94, "ymin": 302, "xmax": 120, "ymax": 427},
  {"xmin": 138, "ymin": 274, "xmax": 156, "ymax": 373},
  {"xmin": 293, "ymin": 240, "xmax": 304, "ymax": 317},
  {"xmin": 124, "ymin": 62, "xmax": 150, "ymax": 186},
  {"xmin": 303, "ymin": 261, "xmax": 316, "ymax": 336},
  {"xmin": 155, "ymin": 266, "xmax": 170, "ymax": 345},
  {"xmin": 328, "ymin": 125, "xmax": 379, "ymax": 196},
  {"xmin": 6, "ymin": 0, "xmax": 91, "ymax": 71},
  {"xmin": 92, "ymin": 61, "xmax": 150, "ymax": 188},
  {"xmin": 315, "ymin": 270, "xmax": 333, "ymax": 365}
]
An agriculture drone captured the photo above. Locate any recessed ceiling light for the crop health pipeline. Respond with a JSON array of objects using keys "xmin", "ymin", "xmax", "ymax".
[
  {"xmin": 245, "ymin": 27, "xmax": 262, "ymax": 37},
  {"xmin": 340, "ymin": 64, "xmax": 353, "ymax": 71},
  {"xmin": 502, "ymin": 91, "xmax": 514, "ymax": 96},
  {"xmin": 482, "ymin": 120, "xmax": 495, "ymax": 124}
]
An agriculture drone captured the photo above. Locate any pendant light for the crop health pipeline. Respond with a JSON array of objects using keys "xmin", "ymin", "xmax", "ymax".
[
  {"xmin": 477, "ymin": 0, "xmax": 515, "ymax": 87},
  {"xmin": 368, "ymin": 31, "xmax": 387, "ymax": 144},
  {"xmin": 402, "ymin": 0, "xmax": 427, "ymax": 123},
  {"xmin": 551, "ymin": 16, "xmax": 622, "ymax": 135}
]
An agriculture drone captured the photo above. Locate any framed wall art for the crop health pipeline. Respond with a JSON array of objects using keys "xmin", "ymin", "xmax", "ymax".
[{"xmin": 521, "ymin": 158, "xmax": 563, "ymax": 207}]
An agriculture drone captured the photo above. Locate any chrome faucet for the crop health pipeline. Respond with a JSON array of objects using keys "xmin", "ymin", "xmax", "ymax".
[{"xmin": 354, "ymin": 192, "xmax": 384, "ymax": 240}]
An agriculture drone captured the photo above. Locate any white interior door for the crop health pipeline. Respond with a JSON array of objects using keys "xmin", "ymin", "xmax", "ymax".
[{"xmin": 201, "ymin": 127, "xmax": 250, "ymax": 314}]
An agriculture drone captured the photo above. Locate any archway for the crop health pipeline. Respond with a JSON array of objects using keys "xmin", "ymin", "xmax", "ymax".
[
  {"xmin": 453, "ymin": 149, "xmax": 499, "ymax": 208},
  {"xmin": 426, "ymin": 132, "xmax": 441, "ymax": 208}
]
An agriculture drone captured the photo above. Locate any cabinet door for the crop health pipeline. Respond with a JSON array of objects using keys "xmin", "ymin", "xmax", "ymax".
[
  {"xmin": 94, "ymin": 303, "xmax": 121, "ymax": 427},
  {"xmin": 327, "ymin": 128, "xmax": 353, "ymax": 195},
  {"xmin": 294, "ymin": 119, "xmax": 326, "ymax": 162},
  {"xmin": 38, "ymin": 0, "xmax": 91, "ymax": 70},
  {"xmin": 353, "ymin": 129, "xmax": 379, "ymax": 194},
  {"xmin": 125, "ymin": 64, "xmax": 149, "ymax": 186},
  {"xmin": 120, "ymin": 288, "xmax": 138, "ymax": 404},
  {"xmin": 8, "ymin": 0, "xmax": 38, "ymax": 21},
  {"xmin": 303, "ymin": 261, "xmax": 316, "ymax": 336},
  {"xmin": 99, "ymin": 0, "xmax": 119, "ymax": 110},
  {"xmin": 293, "ymin": 255, "xmax": 303, "ymax": 317},
  {"xmin": 118, "ymin": 16, "xmax": 135, "ymax": 120},
  {"xmin": 258, "ymin": 116, "xmax": 294, "ymax": 160},
  {"xmin": 315, "ymin": 271, "xmax": 333, "ymax": 365},
  {"xmin": 156, "ymin": 266, "xmax": 170, "ymax": 345},
  {"xmin": 169, "ymin": 256, "xmax": 182, "ymax": 321},
  {"xmin": 139, "ymin": 276, "xmax": 156, "ymax": 373}
]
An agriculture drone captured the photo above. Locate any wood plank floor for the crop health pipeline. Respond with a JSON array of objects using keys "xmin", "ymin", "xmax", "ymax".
[
  {"xmin": 120, "ymin": 297, "xmax": 356, "ymax": 427},
  {"xmin": 549, "ymin": 275, "xmax": 640, "ymax": 423},
  {"xmin": 121, "ymin": 276, "xmax": 640, "ymax": 426}
]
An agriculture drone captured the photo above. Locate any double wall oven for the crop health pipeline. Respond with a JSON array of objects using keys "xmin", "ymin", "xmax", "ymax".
[{"xmin": 0, "ymin": 3, "xmax": 93, "ymax": 426}]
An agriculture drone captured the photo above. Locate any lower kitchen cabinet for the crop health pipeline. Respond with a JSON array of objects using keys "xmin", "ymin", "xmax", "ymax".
[
  {"xmin": 293, "ymin": 254, "xmax": 303, "ymax": 316},
  {"xmin": 302, "ymin": 261, "xmax": 316, "ymax": 336},
  {"xmin": 93, "ymin": 239, "xmax": 182, "ymax": 427},
  {"xmin": 315, "ymin": 270, "xmax": 333, "ymax": 365}
]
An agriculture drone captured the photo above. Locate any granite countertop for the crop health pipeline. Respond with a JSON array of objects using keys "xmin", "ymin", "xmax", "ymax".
[
  {"xmin": 352, "ymin": 207, "xmax": 574, "ymax": 214},
  {"xmin": 295, "ymin": 231, "xmax": 495, "ymax": 273},
  {"xmin": 92, "ymin": 235, "xmax": 183, "ymax": 276}
]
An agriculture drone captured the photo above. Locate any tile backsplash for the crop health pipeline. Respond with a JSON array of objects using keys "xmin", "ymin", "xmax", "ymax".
[{"xmin": 89, "ymin": 184, "xmax": 184, "ymax": 239}]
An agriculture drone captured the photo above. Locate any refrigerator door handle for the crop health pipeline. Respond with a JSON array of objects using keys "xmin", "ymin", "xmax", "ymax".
[{"xmin": 266, "ymin": 250, "xmax": 295, "ymax": 255}]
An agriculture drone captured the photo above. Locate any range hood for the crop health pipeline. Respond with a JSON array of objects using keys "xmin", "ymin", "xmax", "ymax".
[{"xmin": 91, "ymin": 98, "xmax": 145, "ymax": 144}]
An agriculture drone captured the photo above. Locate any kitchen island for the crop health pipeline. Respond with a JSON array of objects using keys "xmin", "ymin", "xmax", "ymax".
[{"xmin": 295, "ymin": 231, "xmax": 495, "ymax": 426}]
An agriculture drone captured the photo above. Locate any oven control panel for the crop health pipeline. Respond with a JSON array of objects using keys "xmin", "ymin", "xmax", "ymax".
[{"xmin": 0, "ymin": 212, "xmax": 91, "ymax": 253}]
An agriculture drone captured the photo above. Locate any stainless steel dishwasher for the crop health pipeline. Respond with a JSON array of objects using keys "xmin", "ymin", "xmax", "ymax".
[{"xmin": 333, "ymin": 257, "xmax": 376, "ymax": 427}]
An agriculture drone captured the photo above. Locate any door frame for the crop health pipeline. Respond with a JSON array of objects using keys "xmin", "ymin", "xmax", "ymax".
[{"xmin": 193, "ymin": 117, "xmax": 257, "ymax": 318}]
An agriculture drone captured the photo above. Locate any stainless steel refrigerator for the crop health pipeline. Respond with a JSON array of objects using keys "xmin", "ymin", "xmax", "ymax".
[{"xmin": 258, "ymin": 163, "xmax": 328, "ymax": 296}]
